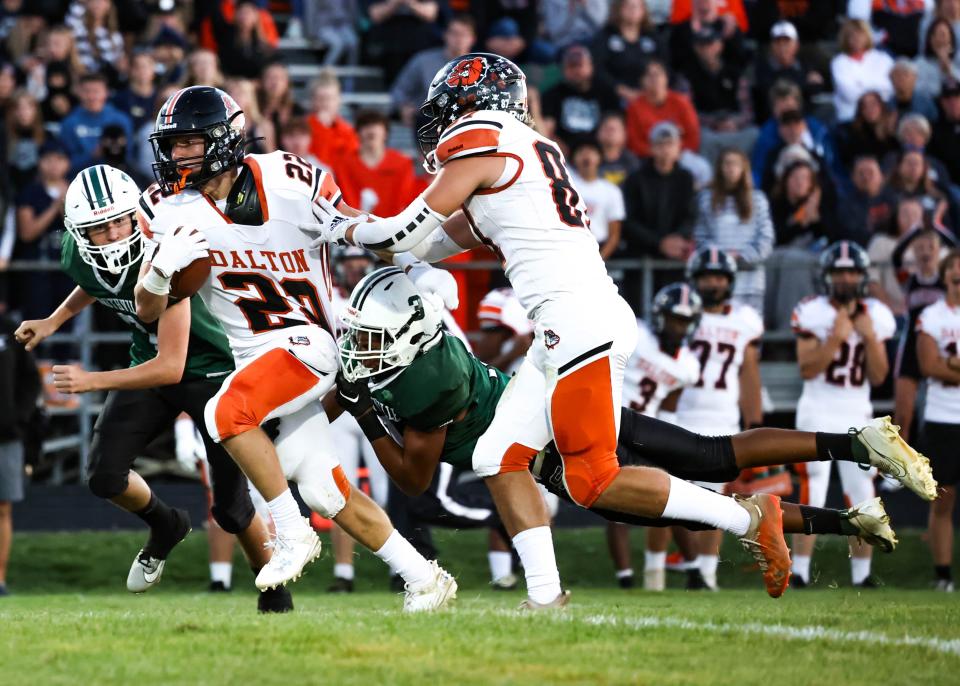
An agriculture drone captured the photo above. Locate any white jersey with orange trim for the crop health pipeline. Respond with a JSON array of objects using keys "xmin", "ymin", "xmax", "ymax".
[
  {"xmin": 676, "ymin": 303, "xmax": 764, "ymax": 435},
  {"xmin": 917, "ymin": 298, "xmax": 960, "ymax": 424},
  {"xmin": 792, "ymin": 295, "xmax": 896, "ymax": 430},
  {"xmin": 138, "ymin": 150, "xmax": 341, "ymax": 361},
  {"xmin": 435, "ymin": 109, "xmax": 618, "ymax": 315},
  {"xmin": 622, "ymin": 320, "xmax": 699, "ymax": 418}
]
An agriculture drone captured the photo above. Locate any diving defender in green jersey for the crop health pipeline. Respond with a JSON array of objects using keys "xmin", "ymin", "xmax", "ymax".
[
  {"xmin": 14, "ymin": 165, "xmax": 289, "ymax": 612},
  {"xmin": 326, "ymin": 269, "xmax": 931, "ymax": 592}
]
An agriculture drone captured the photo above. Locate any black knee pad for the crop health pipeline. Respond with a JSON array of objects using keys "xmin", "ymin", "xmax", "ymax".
[
  {"xmin": 617, "ymin": 408, "xmax": 740, "ymax": 482},
  {"xmin": 209, "ymin": 499, "xmax": 256, "ymax": 535},
  {"xmin": 87, "ymin": 470, "xmax": 129, "ymax": 500}
]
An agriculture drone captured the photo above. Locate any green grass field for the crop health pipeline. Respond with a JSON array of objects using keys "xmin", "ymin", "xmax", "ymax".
[{"xmin": 2, "ymin": 527, "xmax": 959, "ymax": 685}]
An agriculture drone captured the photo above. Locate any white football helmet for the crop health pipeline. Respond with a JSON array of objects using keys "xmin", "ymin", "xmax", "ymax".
[
  {"xmin": 338, "ymin": 266, "xmax": 443, "ymax": 382},
  {"xmin": 64, "ymin": 165, "xmax": 144, "ymax": 275}
]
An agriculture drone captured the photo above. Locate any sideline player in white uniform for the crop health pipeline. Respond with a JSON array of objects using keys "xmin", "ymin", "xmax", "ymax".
[
  {"xmin": 326, "ymin": 246, "xmax": 389, "ymax": 593},
  {"xmin": 791, "ymin": 240, "xmax": 897, "ymax": 588},
  {"xmin": 620, "ymin": 283, "xmax": 701, "ymax": 592},
  {"xmin": 474, "ymin": 287, "xmax": 533, "ymax": 377},
  {"xmin": 676, "ymin": 247, "xmax": 764, "ymax": 590},
  {"xmin": 305, "ymin": 53, "xmax": 810, "ymax": 601},
  {"xmin": 916, "ymin": 248, "xmax": 960, "ymax": 591},
  {"xmin": 132, "ymin": 86, "xmax": 456, "ymax": 611}
]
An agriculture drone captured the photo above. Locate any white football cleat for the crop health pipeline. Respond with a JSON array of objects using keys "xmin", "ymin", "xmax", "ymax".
[
  {"xmin": 255, "ymin": 520, "xmax": 322, "ymax": 591},
  {"xmin": 127, "ymin": 551, "xmax": 166, "ymax": 593},
  {"xmin": 402, "ymin": 561, "xmax": 457, "ymax": 613},
  {"xmin": 853, "ymin": 417, "xmax": 938, "ymax": 501},
  {"xmin": 842, "ymin": 497, "xmax": 898, "ymax": 552},
  {"xmin": 644, "ymin": 567, "xmax": 665, "ymax": 592}
]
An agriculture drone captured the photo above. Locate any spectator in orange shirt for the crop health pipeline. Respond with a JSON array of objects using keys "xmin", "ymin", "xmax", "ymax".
[
  {"xmin": 306, "ymin": 69, "xmax": 359, "ymax": 169},
  {"xmin": 200, "ymin": 0, "xmax": 279, "ymax": 53},
  {"xmin": 334, "ymin": 110, "xmax": 419, "ymax": 216},
  {"xmin": 669, "ymin": 0, "xmax": 748, "ymax": 32},
  {"xmin": 625, "ymin": 60, "xmax": 700, "ymax": 157}
]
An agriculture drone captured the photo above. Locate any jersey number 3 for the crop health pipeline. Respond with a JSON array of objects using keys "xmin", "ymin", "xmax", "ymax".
[{"xmin": 533, "ymin": 141, "xmax": 585, "ymax": 228}]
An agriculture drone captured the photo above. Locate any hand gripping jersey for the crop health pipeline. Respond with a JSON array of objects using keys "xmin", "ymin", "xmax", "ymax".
[
  {"xmin": 622, "ymin": 320, "xmax": 700, "ymax": 418},
  {"xmin": 676, "ymin": 303, "xmax": 764, "ymax": 435},
  {"xmin": 138, "ymin": 151, "xmax": 342, "ymax": 361},
  {"xmin": 436, "ymin": 109, "xmax": 618, "ymax": 315},
  {"xmin": 61, "ymin": 232, "xmax": 233, "ymax": 380},
  {"xmin": 792, "ymin": 295, "xmax": 896, "ymax": 430},
  {"xmin": 369, "ymin": 333, "xmax": 508, "ymax": 467},
  {"xmin": 917, "ymin": 298, "xmax": 960, "ymax": 424}
]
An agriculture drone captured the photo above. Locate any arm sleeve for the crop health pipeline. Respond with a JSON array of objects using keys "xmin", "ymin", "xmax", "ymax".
[
  {"xmin": 399, "ymin": 226, "xmax": 466, "ymax": 263},
  {"xmin": 351, "ymin": 195, "xmax": 449, "ymax": 253}
]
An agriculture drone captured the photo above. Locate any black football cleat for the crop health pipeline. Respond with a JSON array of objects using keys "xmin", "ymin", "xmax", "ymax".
[
  {"xmin": 790, "ymin": 575, "xmax": 808, "ymax": 589},
  {"xmin": 327, "ymin": 576, "xmax": 354, "ymax": 593},
  {"xmin": 208, "ymin": 580, "xmax": 231, "ymax": 593},
  {"xmin": 258, "ymin": 585, "xmax": 294, "ymax": 613},
  {"xmin": 685, "ymin": 569, "xmax": 708, "ymax": 590}
]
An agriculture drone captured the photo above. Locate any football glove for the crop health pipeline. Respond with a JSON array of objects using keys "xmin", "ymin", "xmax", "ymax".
[
  {"xmin": 336, "ymin": 370, "xmax": 373, "ymax": 418},
  {"xmin": 299, "ymin": 197, "xmax": 364, "ymax": 248},
  {"xmin": 406, "ymin": 262, "xmax": 460, "ymax": 311},
  {"xmin": 151, "ymin": 225, "xmax": 209, "ymax": 278}
]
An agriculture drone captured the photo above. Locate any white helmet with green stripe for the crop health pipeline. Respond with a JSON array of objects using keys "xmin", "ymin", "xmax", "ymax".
[
  {"xmin": 338, "ymin": 267, "xmax": 444, "ymax": 382},
  {"xmin": 64, "ymin": 165, "xmax": 143, "ymax": 275}
]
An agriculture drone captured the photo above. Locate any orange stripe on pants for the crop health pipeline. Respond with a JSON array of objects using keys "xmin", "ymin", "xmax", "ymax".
[
  {"xmin": 214, "ymin": 348, "xmax": 320, "ymax": 441},
  {"xmin": 498, "ymin": 443, "xmax": 539, "ymax": 473},
  {"xmin": 551, "ymin": 355, "xmax": 620, "ymax": 507}
]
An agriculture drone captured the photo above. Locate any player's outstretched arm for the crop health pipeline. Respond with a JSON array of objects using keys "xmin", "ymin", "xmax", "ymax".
[
  {"xmin": 739, "ymin": 343, "xmax": 763, "ymax": 428},
  {"xmin": 14, "ymin": 286, "xmax": 95, "ymax": 351},
  {"xmin": 135, "ymin": 226, "xmax": 209, "ymax": 323},
  {"xmin": 51, "ymin": 298, "xmax": 191, "ymax": 394}
]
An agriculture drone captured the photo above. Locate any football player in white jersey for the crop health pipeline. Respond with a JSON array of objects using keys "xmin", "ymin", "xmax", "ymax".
[
  {"xmin": 790, "ymin": 240, "xmax": 898, "ymax": 588},
  {"xmin": 132, "ymin": 86, "xmax": 457, "ymax": 611},
  {"xmin": 474, "ymin": 287, "xmax": 533, "ymax": 377},
  {"xmin": 620, "ymin": 283, "xmax": 701, "ymax": 592},
  {"xmin": 304, "ymin": 53, "xmax": 804, "ymax": 602},
  {"xmin": 676, "ymin": 246, "xmax": 764, "ymax": 590},
  {"xmin": 326, "ymin": 247, "xmax": 390, "ymax": 593},
  {"xmin": 917, "ymin": 248, "xmax": 960, "ymax": 591}
]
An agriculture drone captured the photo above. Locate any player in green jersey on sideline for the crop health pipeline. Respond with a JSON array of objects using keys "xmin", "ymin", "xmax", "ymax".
[
  {"xmin": 14, "ymin": 165, "xmax": 289, "ymax": 612},
  {"xmin": 325, "ymin": 268, "xmax": 932, "ymax": 599}
]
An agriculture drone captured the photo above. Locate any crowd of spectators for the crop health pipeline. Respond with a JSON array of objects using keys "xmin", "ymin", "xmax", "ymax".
[{"xmin": 4, "ymin": 0, "xmax": 960, "ymax": 339}]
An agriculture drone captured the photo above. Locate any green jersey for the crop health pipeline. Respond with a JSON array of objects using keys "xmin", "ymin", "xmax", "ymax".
[
  {"xmin": 60, "ymin": 233, "xmax": 234, "ymax": 381},
  {"xmin": 371, "ymin": 334, "xmax": 509, "ymax": 467}
]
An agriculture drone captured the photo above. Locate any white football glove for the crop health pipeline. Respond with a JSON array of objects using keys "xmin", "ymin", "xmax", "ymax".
[
  {"xmin": 151, "ymin": 225, "xmax": 209, "ymax": 278},
  {"xmin": 406, "ymin": 262, "xmax": 459, "ymax": 311},
  {"xmin": 299, "ymin": 197, "xmax": 364, "ymax": 248}
]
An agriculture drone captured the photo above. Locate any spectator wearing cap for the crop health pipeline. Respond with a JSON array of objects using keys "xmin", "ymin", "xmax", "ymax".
[
  {"xmin": 307, "ymin": 69, "xmax": 359, "ymax": 169},
  {"xmin": 334, "ymin": 110, "xmax": 419, "ymax": 217},
  {"xmin": 668, "ymin": 0, "xmax": 747, "ymax": 76},
  {"xmin": 66, "ymin": 0, "xmax": 127, "ymax": 83},
  {"xmin": 540, "ymin": 0, "xmax": 609, "ymax": 52},
  {"xmin": 58, "ymin": 72, "xmax": 133, "ymax": 171},
  {"xmin": 621, "ymin": 121, "xmax": 696, "ymax": 265},
  {"xmin": 751, "ymin": 81, "xmax": 836, "ymax": 188},
  {"xmin": 540, "ymin": 45, "xmax": 620, "ymax": 150},
  {"xmin": 152, "ymin": 25, "xmax": 188, "ymax": 87},
  {"xmin": 625, "ymin": 60, "xmax": 700, "ymax": 158},
  {"xmin": 11, "ymin": 140, "xmax": 75, "ymax": 324},
  {"xmin": 596, "ymin": 111, "xmax": 640, "ymax": 186},
  {"xmin": 836, "ymin": 90, "xmax": 899, "ymax": 173},
  {"xmin": 916, "ymin": 17, "xmax": 960, "ymax": 99},
  {"xmin": 112, "ymin": 51, "xmax": 157, "ymax": 133},
  {"xmin": 757, "ymin": 108, "xmax": 835, "ymax": 194},
  {"xmin": 831, "ymin": 18, "xmax": 895, "ymax": 122},
  {"xmin": 890, "ymin": 59, "xmax": 939, "ymax": 124},
  {"xmin": 694, "ymin": 148, "xmax": 775, "ymax": 312},
  {"xmin": 590, "ymin": 0, "xmax": 665, "ymax": 103},
  {"xmin": 390, "ymin": 14, "xmax": 476, "ymax": 127},
  {"xmin": 680, "ymin": 23, "xmax": 756, "ymax": 165},
  {"xmin": 569, "ymin": 140, "xmax": 625, "ymax": 260},
  {"xmin": 362, "ymin": 0, "xmax": 444, "ymax": 85},
  {"xmin": 837, "ymin": 154, "xmax": 897, "ymax": 245},
  {"xmin": 857, "ymin": 0, "xmax": 928, "ymax": 58},
  {"xmin": 752, "ymin": 21, "xmax": 827, "ymax": 124},
  {"xmin": 474, "ymin": 0, "xmax": 555, "ymax": 63},
  {"xmin": 931, "ymin": 79, "xmax": 960, "ymax": 181}
]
